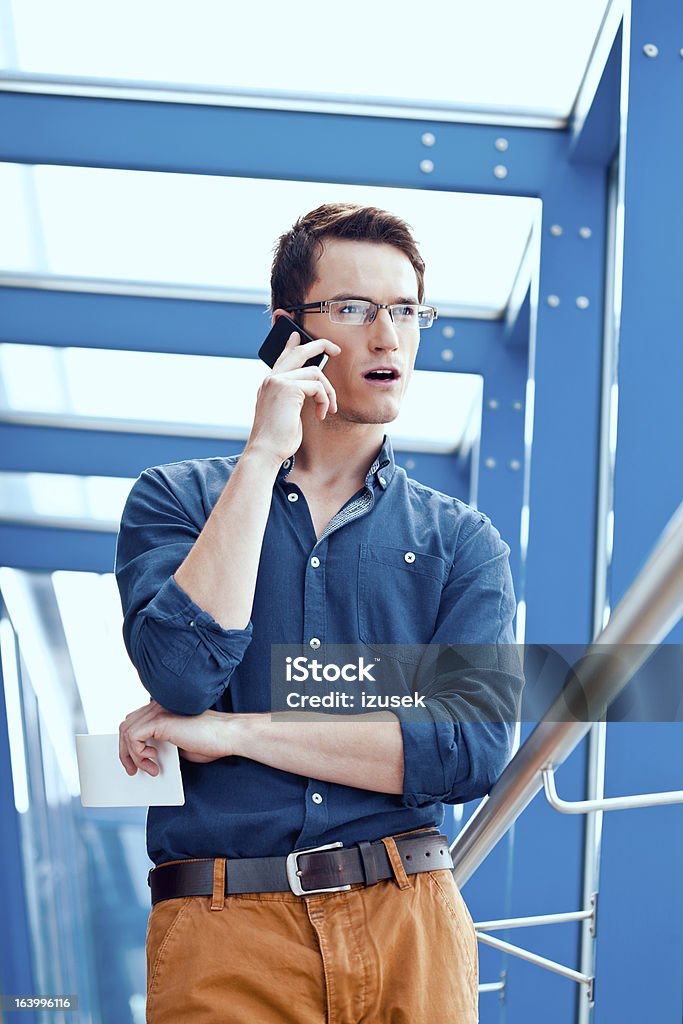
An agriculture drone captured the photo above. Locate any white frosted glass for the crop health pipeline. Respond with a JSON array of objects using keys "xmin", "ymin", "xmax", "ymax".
[
  {"xmin": 9, "ymin": 0, "xmax": 609, "ymax": 118},
  {"xmin": 2, "ymin": 164, "xmax": 539, "ymax": 311}
]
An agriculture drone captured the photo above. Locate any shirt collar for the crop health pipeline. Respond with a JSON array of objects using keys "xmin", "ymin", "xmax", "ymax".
[
  {"xmin": 277, "ymin": 455, "xmax": 295, "ymax": 481},
  {"xmin": 276, "ymin": 434, "xmax": 396, "ymax": 490},
  {"xmin": 365, "ymin": 434, "xmax": 395, "ymax": 490}
]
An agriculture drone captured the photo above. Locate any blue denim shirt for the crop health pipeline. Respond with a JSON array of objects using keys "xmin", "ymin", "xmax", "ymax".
[{"xmin": 115, "ymin": 436, "xmax": 522, "ymax": 866}]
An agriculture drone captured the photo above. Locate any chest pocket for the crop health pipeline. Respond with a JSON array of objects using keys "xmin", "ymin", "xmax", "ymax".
[{"xmin": 357, "ymin": 543, "xmax": 447, "ymax": 664}]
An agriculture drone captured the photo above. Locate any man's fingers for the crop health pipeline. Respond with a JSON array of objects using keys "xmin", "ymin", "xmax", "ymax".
[
  {"xmin": 281, "ymin": 368, "xmax": 337, "ymax": 415},
  {"xmin": 128, "ymin": 739, "xmax": 161, "ymax": 776},
  {"xmin": 294, "ymin": 380, "xmax": 334, "ymax": 419},
  {"xmin": 274, "ymin": 336, "xmax": 340, "ymax": 371},
  {"xmin": 120, "ymin": 744, "xmax": 137, "ymax": 776},
  {"xmin": 119, "ymin": 702, "xmax": 165, "ymax": 775}
]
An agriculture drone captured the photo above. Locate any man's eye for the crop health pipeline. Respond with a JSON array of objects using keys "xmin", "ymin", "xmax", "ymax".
[
  {"xmin": 398, "ymin": 305, "xmax": 416, "ymax": 317},
  {"xmin": 339, "ymin": 302, "xmax": 365, "ymax": 315}
]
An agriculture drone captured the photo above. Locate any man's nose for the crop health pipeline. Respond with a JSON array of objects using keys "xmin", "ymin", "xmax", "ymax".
[{"xmin": 368, "ymin": 309, "xmax": 400, "ymax": 349}]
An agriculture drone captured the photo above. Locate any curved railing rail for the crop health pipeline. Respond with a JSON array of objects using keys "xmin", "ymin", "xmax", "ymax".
[{"xmin": 451, "ymin": 500, "xmax": 683, "ymax": 887}]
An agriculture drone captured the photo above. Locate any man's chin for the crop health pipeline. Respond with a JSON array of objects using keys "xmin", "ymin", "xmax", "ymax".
[{"xmin": 336, "ymin": 404, "xmax": 400, "ymax": 426}]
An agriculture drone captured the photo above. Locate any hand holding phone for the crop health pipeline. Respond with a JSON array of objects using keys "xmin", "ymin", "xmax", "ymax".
[{"xmin": 258, "ymin": 315, "xmax": 329, "ymax": 371}]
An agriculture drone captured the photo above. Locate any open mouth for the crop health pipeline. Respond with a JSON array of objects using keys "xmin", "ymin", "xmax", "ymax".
[{"xmin": 363, "ymin": 369, "xmax": 399, "ymax": 382}]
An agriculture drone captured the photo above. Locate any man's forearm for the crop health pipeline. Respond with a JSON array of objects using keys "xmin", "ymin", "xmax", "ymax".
[
  {"xmin": 119, "ymin": 701, "xmax": 405, "ymax": 793},
  {"xmin": 174, "ymin": 447, "xmax": 282, "ymax": 630},
  {"xmin": 228, "ymin": 711, "xmax": 405, "ymax": 795}
]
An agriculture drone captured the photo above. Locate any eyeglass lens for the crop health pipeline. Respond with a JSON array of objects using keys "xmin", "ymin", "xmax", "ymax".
[{"xmin": 328, "ymin": 300, "xmax": 434, "ymax": 328}]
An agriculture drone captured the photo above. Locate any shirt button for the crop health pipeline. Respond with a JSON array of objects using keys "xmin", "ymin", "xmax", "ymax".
[
  {"xmin": 188, "ymin": 620, "xmax": 195, "ymax": 627},
  {"xmin": 310, "ymin": 556, "xmax": 320, "ymax": 568},
  {"xmin": 282, "ymin": 458, "xmax": 292, "ymax": 469},
  {"xmin": 287, "ymin": 492, "xmax": 299, "ymax": 503},
  {"xmin": 312, "ymin": 793, "xmax": 323, "ymax": 804},
  {"xmin": 404, "ymin": 551, "xmax": 416, "ymax": 563},
  {"xmin": 378, "ymin": 476, "xmax": 386, "ymax": 487},
  {"xmin": 309, "ymin": 637, "xmax": 321, "ymax": 650}
]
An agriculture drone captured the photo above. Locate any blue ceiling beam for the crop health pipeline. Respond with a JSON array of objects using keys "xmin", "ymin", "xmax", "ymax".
[
  {"xmin": 0, "ymin": 90, "xmax": 565, "ymax": 197},
  {"xmin": 570, "ymin": 17, "xmax": 623, "ymax": 166},
  {"xmin": 0, "ymin": 284, "xmax": 499, "ymax": 360},
  {"xmin": 0, "ymin": 422, "xmax": 248, "ymax": 478},
  {"xmin": 0, "ymin": 523, "xmax": 115, "ymax": 574}
]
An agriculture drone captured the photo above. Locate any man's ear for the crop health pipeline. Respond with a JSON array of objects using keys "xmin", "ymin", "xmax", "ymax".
[{"xmin": 271, "ymin": 308, "xmax": 293, "ymax": 327}]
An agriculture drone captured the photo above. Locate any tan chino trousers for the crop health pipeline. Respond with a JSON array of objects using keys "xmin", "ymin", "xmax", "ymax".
[{"xmin": 146, "ymin": 835, "xmax": 479, "ymax": 1023}]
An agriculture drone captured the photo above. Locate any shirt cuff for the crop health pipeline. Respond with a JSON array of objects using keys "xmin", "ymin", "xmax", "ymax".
[
  {"xmin": 139, "ymin": 577, "xmax": 253, "ymax": 704},
  {"xmin": 144, "ymin": 575, "xmax": 247, "ymax": 629},
  {"xmin": 392, "ymin": 703, "xmax": 468, "ymax": 808}
]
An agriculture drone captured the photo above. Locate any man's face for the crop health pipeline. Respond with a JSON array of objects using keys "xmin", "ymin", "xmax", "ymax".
[{"xmin": 300, "ymin": 239, "xmax": 422, "ymax": 426}]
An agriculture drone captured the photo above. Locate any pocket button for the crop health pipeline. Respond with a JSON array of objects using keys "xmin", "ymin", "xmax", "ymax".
[{"xmin": 404, "ymin": 551, "xmax": 416, "ymax": 563}]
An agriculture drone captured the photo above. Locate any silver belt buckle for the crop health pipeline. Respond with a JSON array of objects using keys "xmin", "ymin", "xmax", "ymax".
[{"xmin": 286, "ymin": 841, "xmax": 352, "ymax": 896}]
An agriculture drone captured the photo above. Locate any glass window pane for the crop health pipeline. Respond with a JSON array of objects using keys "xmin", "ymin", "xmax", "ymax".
[
  {"xmin": 0, "ymin": 472, "xmax": 134, "ymax": 527},
  {"xmin": 0, "ymin": 164, "xmax": 539, "ymax": 312},
  {"xmin": 0, "ymin": 344, "xmax": 481, "ymax": 455},
  {"xmin": 7, "ymin": 0, "xmax": 610, "ymax": 118}
]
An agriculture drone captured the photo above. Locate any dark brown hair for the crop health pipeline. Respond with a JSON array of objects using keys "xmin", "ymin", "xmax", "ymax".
[{"xmin": 270, "ymin": 203, "xmax": 425, "ymax": 318}]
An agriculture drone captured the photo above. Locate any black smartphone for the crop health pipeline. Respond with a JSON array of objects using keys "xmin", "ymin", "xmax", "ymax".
[{"xmin": 258, "ymin": 315, "xmax": 329, "ymax": 370}]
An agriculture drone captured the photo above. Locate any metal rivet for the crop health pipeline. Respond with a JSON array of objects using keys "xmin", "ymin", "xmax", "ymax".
[
  {"xmin": 643, "ymin": 43, "xmax": 659, "ymax": 58},
  {"xmin": 404, "ymin": 551, "xmax": 416, "ymax": 563},
  {"xmin": 509, "ymin": 459, "xmax": 521, "ymax": 471},
  {"xmin": 442, "ymin": 325, "xmax": 455, "ymax": 339},
  {"xmin": 547, "ymin": 294, "xmax": 560, "ymax": 308},
  {"xmin": 421, "ymin": 132, "xmax": 436, "ymax": 147},
  {"xmin": 495, "ymin": 137, "xmax": 509, "ymax": 152},
  {"xmin": 494, "ymin": 164, "xmax": 508, "ymax": 179},
  {"xmin": 576, "ymin": 296, "xmax": 590, "ymax": 309},
  {"xmin": 420, "ymin": 159, "xmax": 434, "ymax": 174},
  {"xmin": 488, "ymin": 399, "xmax": 499, "ymax": 410},
  {"xmin": 405, "ymin": 458, "xmax": 416, "ymax": 470},
  {"xmin": 550, "ymin": 224, "xmax": 563, "ymax": 237},
  {"xmin": 441, "ymin": 348, "xmax": 454, "ymax": 362},
  {"xmin": 513, "ymin": 401, "xmax": 523, "ymax": 411},
  {"xmin": 579, "ymin": 226, "xmax": 592, "ymax": 239},
  {"xmin": 484, "ymin": 457, "xmax": 496, "ymax": 469}
]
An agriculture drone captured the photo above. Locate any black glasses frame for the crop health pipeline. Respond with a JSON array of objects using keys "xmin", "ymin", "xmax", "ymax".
[{"xmin": 284, "ymin": 299, "xmax": 438, "ymax": 328}]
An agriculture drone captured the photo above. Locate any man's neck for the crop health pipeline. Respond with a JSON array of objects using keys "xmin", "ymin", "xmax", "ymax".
[{"xmin": 289, "ymin": 416, "xmax": 386, "ymax": 492}]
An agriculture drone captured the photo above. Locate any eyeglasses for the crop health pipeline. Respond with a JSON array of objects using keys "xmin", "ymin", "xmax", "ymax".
[{"xmin": 285, "ymin": 299, "xmax": 438, "ymax": 329}]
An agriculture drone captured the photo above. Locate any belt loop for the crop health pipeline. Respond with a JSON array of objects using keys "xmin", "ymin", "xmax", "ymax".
[
  {"xmin": 211, "ymin": 858, "xmax": 226, "ymax": 911},
  {"xmin": 380, "ymin": 836, "xmax": 411, "ymax": 891},
  {"xmin": 358, "ymin": 841, "xmax": 379, "ymax": 887}
]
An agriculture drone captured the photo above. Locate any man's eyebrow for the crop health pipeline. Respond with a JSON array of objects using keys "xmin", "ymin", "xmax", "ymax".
[{"xmin": 328, "ymin": 293, "xmax": 420, "ymax": 304}]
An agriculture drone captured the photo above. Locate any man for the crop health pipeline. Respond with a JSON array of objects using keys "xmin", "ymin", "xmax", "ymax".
[{"xmin": 116, "ymin": 203, "xmax": 523, "ymax": 1023}]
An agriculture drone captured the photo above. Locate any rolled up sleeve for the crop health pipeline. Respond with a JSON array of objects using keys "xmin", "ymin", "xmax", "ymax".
[
  {"xmin": 393, "ymin": 513, "xmax": 523, "ymax": 806},
  {"xmin": 115, "ymin": 466, "xmax": 253, "ymax": 715}
]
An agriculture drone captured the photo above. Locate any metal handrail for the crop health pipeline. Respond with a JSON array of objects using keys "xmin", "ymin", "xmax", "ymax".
[
  {"xmin": 451, "ymin": 501, "xmax": 683, "ymax": 887},
  {"xmin": 542, "ymin": 766, "xmax": 683, "ymax": 814}
]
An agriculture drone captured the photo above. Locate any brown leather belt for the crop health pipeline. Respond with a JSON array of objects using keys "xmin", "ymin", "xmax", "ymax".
[{"xmin": 149, "ymin": 831, "xmax": 452, "ymax": 904}]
